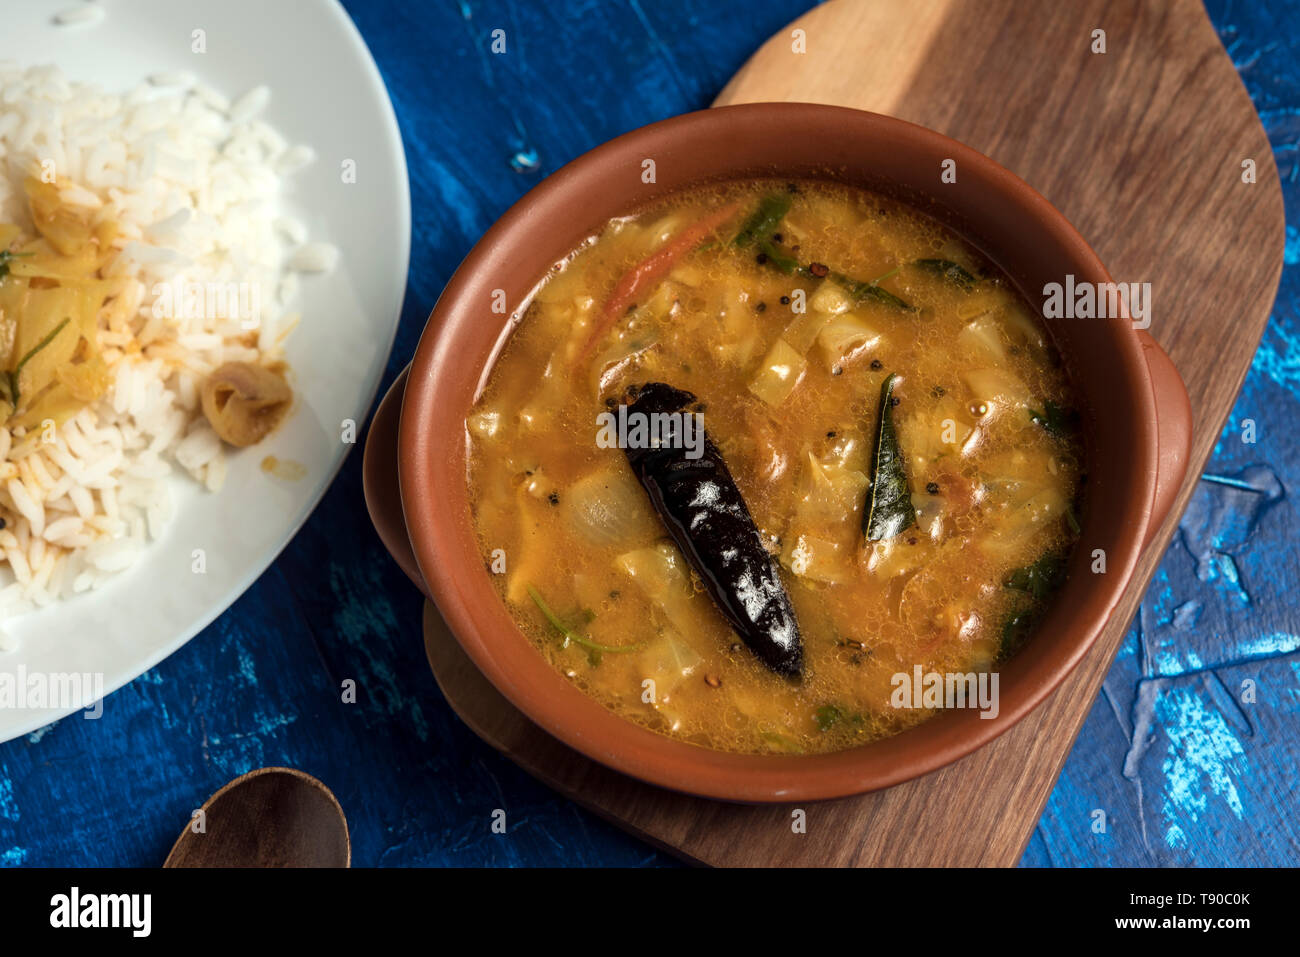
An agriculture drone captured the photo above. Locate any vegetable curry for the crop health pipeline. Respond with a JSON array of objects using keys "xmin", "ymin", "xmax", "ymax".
[
  {"xmin": 467, "ymin": 181, "xmax": 1083, "ymax": 755},
  {"xmin": 0, "ymin": 175, "xmax": 292, "ymax": 447}
]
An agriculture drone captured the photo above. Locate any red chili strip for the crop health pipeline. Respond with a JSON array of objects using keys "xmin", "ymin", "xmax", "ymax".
[{"xmin": 576, "ymin": 202, "xmax": 741, "ymax": 364}]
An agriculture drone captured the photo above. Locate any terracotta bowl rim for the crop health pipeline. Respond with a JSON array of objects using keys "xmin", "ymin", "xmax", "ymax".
[{"xmin": 397, "ymin": 103, "xmax": 1158, "ymax": 802}]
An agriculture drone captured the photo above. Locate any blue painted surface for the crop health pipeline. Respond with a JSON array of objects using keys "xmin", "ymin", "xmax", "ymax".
[
  {"xmin": 1, "ymin": 0, "xmax": 1296, "ymax": 867},
  {"xmin": 1022, "ymin": 0, "xmax": 1300, "ymax": 867}
]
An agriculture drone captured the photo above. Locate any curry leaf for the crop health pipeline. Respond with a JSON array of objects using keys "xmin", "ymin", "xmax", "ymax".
[
  {"xmin": 758, "ymin": 238, "xmax": 799, "ymax": 274},
  {"xmin": 808, "ymin": 267, "xmax": 912, "ymax": 309},
  {"xmin": 914, "ymin": 258, "xmax": 977, "ymax": 290},
  {"xmin": 526, "ymin": 586, "xmax": 644, "ymax": 656},
  {"xmin": 864, "ymin": 373, "xmax": 916, "ymax": 541},
  {"xmin": 999, "ymin": 550, "xmax": 1070, "ymax": 659},
  {"xmin": 814, "ymin": 704, "xmax": 843, "ymax": 731},
  {"xmin": 1027, "ymin": 399, "xmax": 1077, "ymax": 440},
  {"xmin": 837, "ymin": 272, "xmax": 912, "ymax": 309},
  {"xmin": 999, "ymin": 610, "xmax": 1036, "ymax": 660},
  {"xmin": 733, "ymin": 194, "xmax": 792, "ymax": 247},
  {"xmin": 746, "ymin": 218, "xmax": 913, "ymax": 309},
  {"xmin": 9, "ymin": 316, "xmax": 71, "ymax": 407},
  {"xmin": 1004, "ymin": 550, "xmax": 1068, "ymax": 601}
]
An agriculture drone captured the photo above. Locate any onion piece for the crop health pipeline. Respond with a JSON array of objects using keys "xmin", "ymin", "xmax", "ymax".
[
  {"xmin": 199, "ymin": 361, "xmax": 292, "ymax": 447},
  {"xmin": 563, "ymin": 467, "xmax": 654, "ymax": 546}
]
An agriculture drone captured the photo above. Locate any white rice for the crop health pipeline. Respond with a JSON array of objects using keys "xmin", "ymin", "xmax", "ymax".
[{"xmin": 0, "ymin": 63, "xmax": 340, "ymax": 619}]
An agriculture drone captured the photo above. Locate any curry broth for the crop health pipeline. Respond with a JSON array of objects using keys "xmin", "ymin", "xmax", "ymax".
[{"xmin": 466, "ymin": 181, "xmax": 1083, "ymax": 755}]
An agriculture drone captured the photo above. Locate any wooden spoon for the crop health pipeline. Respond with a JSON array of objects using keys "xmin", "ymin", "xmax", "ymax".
[{"xmin": 163, "ymin": 767, "xmax": 350, "ymax": 868}]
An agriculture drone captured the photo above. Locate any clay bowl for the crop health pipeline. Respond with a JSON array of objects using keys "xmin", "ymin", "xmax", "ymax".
[{"xmin": 366, "ymin": 103, "xmax": 1191, "ymax": 802}]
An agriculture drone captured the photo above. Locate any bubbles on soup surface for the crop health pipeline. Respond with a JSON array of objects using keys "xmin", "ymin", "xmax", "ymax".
[{"xmin": 466, "ymin": 180, "xmax": 1084, "ymax": 755}]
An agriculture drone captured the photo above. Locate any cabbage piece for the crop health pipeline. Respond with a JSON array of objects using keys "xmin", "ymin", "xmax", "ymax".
[
  {"xmin": 25, "ymin": 177, "xmax": 96, "ymax": 255},
  {"xmin": 7, "ymin": 238, "xmax": 100, "ymax": 281},
  {"xmin": 748, "ymin": 337, "xmax": 806, "ymax": 406},
  {"xmin": 10, "ymin": 381, "xmax": 84, "ymax": 431},
  {"xmin": 781, "ymin": 309, "xmax": 830, "ymax": 354},
  {"xmin": 816, "ymin": 312, "xmax": 882, "ymax": 370},
  {"xmin": 962, "ymin": 367, "xmax": 1031, "ymax": 412},
  {"xmin": 668, "ymin": 262, "xmax": 704, "ymax": 287},
  {"xmin": 912, "ymin": 493, "xmax": 948, "ymax": 543},
  {"xmin": 955, "ymin": 286, "xmax": 1005, "ymax": 321},
  {"xmin": 2, "ymin": 181, "xmax": 120, "ymax": 426},
  {"xmin": 644, "ymin": 213, "xmax": 686, "ymax": 250},
  {"xmin": 13, "ymin": 286, "xmax": 82, "ymax": 407},
  {"xmin": 975, "ymin": 450, "xmax": 1070, "ymax": 560},
  {"xmin": 780, "ymin": 449, "xmax": 868, "ymax": 582},
  {"xmin": 897, "ymin": 395, "xmax": 979, "ymax": 466},
  {"xmin": 0, "ymin": 279, "xmax": 24, "ymax": 369},
  {"xmin": 710, "ymin": 279, "xmax": 760, "ymax": 369},
  {"xmin": 809, "ymin": 280, "xmax": 853, "ymax": 315},
  {"xmin": 56, "ymin": 351, "xmax": 111, "ymax": 403},
  {"xmin": 782, "ymin": 532, "xmax": 850, "ymax": 583},
  {"xmin": 613, "ymin": 546, "xmax": 712, "ymax": 730},
  {"xmin": 793, "ymin": 450, "xmax": 868, "ymax": 526},
  {"xmin": 998, "ymin": 301, "xmax": 1047, "ymax": 351},
  {"xmin": 589, "ymin": 335, "xmax": 657, "ymax": 396},
  {"xmin": 644, "ymin": 627, "xmax": 703, "ymax": 688},
  {"xmin": 956, "ymin": 314, "xmax": 1006, "ymax": 363},
  {"xmin": 615, "ymin": 543, "xmax": 705, "ymax": 638},
  {"xmin": 865, "ymin": 538, "xmax": 923, "ymax": 579},
  {"xmin": 641, "ymin": 626, "xmax": 704, "ymax": 733}
]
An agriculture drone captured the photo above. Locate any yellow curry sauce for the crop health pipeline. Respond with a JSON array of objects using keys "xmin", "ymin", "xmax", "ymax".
[
  {"xmin": 467, "ymin": 181, "xmax": 1083, "ymax": 755},
  {"xmin": 0, "ymin": 177, "xmax": 122, "ymax": 429}
]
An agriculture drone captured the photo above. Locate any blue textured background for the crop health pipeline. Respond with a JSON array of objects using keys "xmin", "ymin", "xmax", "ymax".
[{"xmin": 1, "ymin": 0, "xmax": 1296, "ymax": 867}]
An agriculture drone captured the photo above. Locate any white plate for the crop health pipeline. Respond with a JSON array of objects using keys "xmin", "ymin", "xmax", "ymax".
[{"xmin": 0, "ymin": 0, "xmax": 410, "ymax": 740}]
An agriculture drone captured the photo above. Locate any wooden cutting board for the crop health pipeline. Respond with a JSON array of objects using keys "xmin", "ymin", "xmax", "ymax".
[{"xmin": 421, "ymin": 0, "xmax": 1284, "ymax": 866}]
